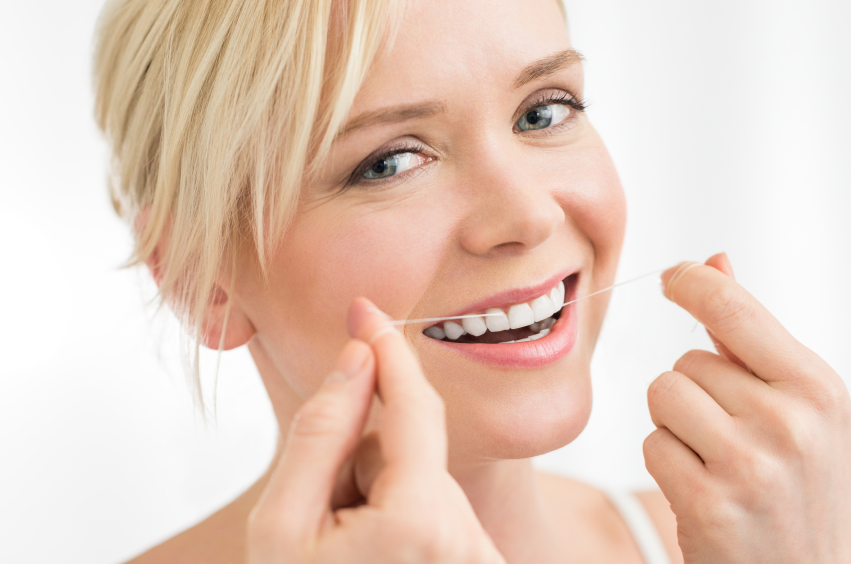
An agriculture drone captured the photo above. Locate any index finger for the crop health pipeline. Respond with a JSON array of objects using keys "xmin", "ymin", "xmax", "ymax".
[
  {"xmin": 662, "ymin": 261, "xmax": 819, "ymax": 384},
  {"xmin": 347, "ymin": 297, "xmax": 447, "ymax": 475}
]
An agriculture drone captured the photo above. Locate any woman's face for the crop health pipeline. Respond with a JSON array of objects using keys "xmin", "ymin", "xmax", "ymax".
[{"xmin": 236, "ymin": 0, "xmax": 626, "ymax": 460}]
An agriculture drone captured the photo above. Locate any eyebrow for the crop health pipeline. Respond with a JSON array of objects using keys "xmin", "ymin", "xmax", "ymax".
[
  {"xmin": 337, "ymin": 101, "xmax": 448, "ymax": 138},
  {"xmin": 336, "ymin": 49, "xmax": 584, "ymax": 139},
  {"xmin": 513, "ymin": 49, "xmax": 584, "ymax": 89}
]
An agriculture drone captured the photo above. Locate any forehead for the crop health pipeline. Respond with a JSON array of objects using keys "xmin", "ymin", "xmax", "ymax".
[{"xmin": 353, "ymin": 0, "xmax": 571, "ymax": 108}]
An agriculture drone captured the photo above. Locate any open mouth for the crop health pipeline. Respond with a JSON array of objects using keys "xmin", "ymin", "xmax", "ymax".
[{"xmin": 422, "ymin": 273, "xmax": 578, "ymax": 345}]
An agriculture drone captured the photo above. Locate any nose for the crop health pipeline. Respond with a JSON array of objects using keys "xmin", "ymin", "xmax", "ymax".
[{"xmin": 458, "ymin": 148, "xmax": 565, "ymax": 257}]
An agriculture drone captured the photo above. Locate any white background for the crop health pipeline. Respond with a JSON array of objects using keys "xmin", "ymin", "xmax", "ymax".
[{"xmin": 1, "ymin": 1, "xmax": 849, "ymax": 562}]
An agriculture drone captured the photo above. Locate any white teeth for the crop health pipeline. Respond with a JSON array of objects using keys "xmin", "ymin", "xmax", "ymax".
[
  {"xmin": 485, "ymin": 308, "xmax": 510, "ymax": 332},
  {"xmin": 530, "ymin": 294, "xmax": 556, "ymax": 322},
  {"xmin": 435, "ymin": 279, "xmax": 567, "ymax": 342},
  {"xmin": 424, "ymin": 325, "xmax": 446, "ymax": 340},
  {"xmin": 529, "ymin": 329, "xmax": 550, "ymax": 341},
  {"xmin": 443, "ymin": 321, "xmax": 466, "ymax": 340},
  {"xmin": 508, "ymin": 303, "xmax": 535, "ymax": 329},
  {"xmin": 549, "ymin": 288, "xmax": 558, "ymax": 308},
  {"xmin": 462, "ymin": 315, "xmax": 487, "ymax": 337},
  {"xmin": 550, "ymin": 281, "xmax": 565, "ymax": 312},
  {"xmin": 504, "ymin": 328, "xmax": 550, "ymax": 345}
]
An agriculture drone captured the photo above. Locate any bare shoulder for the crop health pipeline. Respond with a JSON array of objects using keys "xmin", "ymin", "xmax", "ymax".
[
  {"xmin": 535, "ymin": 472, "xmax": 642, "ymax": 562},
  {"xmin": 124, "ymin": 508, "xmax": 245, "ymax": 564},
  {"xmin": 536, "ymin": 472, "xmax": 683, "ymax": 564},
  {"xmin": 634, "ymin": 489, "xmax": 684, "ymax": 564}
]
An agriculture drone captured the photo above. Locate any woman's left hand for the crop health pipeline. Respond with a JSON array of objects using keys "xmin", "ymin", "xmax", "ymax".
[{"xmin": 644, "ymin": 254, "xmax": 851, "ymax": 563}]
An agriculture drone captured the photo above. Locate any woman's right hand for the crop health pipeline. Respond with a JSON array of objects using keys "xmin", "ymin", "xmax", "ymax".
[{"xmin": 246, "ymin": 298, "xmax": 505, "ymax": 564}]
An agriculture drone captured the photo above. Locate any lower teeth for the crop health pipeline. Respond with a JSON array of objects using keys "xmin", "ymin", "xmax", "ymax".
[
  {"xmin": 501, "ymin": 328, "xmax": 550, "ymax": 344},
  {"xmin": 425, "ymin": 314, "xmax": 557, "ymax": 344}
]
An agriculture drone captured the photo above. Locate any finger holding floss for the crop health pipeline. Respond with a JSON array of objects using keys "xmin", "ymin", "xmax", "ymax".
[{"xmin": 645, "ymin": 252, "xmax": 851, "ymax": 563}]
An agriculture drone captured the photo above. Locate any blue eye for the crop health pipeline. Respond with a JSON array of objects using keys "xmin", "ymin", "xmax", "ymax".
[
  {"xmin": 515, "ymin": 103, "xmax": 572, "ymax": 132},
  {"xmin": 362, "ymin": 152, "xmax": 426, "ymax": 180}
]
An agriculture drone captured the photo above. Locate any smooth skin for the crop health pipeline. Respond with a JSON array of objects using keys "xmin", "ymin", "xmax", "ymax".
[{"xmin": 126, "ymin": 0, "xmax": 851, "ymax": 560}]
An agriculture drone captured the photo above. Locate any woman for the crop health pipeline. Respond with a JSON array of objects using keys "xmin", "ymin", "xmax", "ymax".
[{"xmin": 93, "ymin": 0, "xmax": 851, "ymax": 562}]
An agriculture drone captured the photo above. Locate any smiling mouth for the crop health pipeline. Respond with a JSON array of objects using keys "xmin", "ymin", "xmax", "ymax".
[{"xmin": 422, "ymin": 274, "xmax": 577, "ymax": 345}]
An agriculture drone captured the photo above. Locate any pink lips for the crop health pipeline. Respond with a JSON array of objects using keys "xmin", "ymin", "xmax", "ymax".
[{"xmin": 429, "ymin": 273, "xmax": 580, "ymax": 368}]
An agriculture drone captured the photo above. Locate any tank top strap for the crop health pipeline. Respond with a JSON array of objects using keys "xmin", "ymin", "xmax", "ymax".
[{"xmin": 602, "ymin": 489, "xmax": 672, "ymax": 564}]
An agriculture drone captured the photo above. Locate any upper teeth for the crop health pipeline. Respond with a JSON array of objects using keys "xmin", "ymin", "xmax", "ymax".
[{"xmin": 424, "ymin": 280, "xmax": 566, "ymax": 341}]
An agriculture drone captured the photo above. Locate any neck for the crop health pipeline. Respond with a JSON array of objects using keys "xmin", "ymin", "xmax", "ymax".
[{"xmin": 449, "ymin": 456, "xmax": 557, "ymax": 562}]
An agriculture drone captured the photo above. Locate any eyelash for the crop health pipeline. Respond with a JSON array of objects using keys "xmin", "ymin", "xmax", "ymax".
[
  {"xmin": 347, "ymin": 90, "xmax": 586, "ymax": 188},
  {"xmin": 520, "ymin": 90, "xmax": 587, "ymax": 124}
]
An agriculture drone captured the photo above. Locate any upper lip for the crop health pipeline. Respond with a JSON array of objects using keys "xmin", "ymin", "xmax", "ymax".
[{"xmin": 440, "ymin": 269, "xmax": 578, "ymax": 320}]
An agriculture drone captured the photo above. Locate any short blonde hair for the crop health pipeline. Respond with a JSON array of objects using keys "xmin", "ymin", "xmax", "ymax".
[{"xmin": 93, "ymin": 0, "xmax": 404, "ymax": 395}]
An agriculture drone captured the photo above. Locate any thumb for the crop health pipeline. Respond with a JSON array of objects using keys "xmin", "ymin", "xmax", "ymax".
[
  {"xmin": 250, "ymin": 340, "xmax": 376, "ymax": 543},
  {"xmin": 704, "ymin": 252, "xmax": 749, "ymax": 371}
]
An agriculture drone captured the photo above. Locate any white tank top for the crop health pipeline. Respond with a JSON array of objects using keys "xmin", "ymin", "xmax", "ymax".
[{"xmin": 603, "ymin": 489, "xmax": 673, "ymax": 564}]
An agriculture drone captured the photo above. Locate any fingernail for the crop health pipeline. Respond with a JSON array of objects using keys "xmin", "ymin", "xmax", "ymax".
[
  {"xmin": 328, "ymin": 340, "xmax": 371, "ymax": 382},
  {"xmin": 661, "ymin": 261, "xmax": 700, "ymax": 301}
]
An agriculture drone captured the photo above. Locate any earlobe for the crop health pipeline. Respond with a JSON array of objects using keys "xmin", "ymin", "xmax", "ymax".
[
  {"xmin": 200, "ymin": 285, "xmax": 256, "ymax": 351},
  {"xmin": 144, "ymin": 245, "xmax": 164, "ymax": 287},
  {"xmin": 137, "ymin": 206, "xmax": 255, "ymax": 350}
]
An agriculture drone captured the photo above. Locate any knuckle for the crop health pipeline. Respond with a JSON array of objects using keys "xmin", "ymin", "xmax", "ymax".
[
  {"xmin": 772, "ymin": 405, "xmax": 819, "ymax": 458},
  {"xmin": 673, "ymin": 349, "xmax": 709, "ymax": 375},
  {"xmin": 391, "ymin": 513, "xmax": 449, "ymax": 558},
  {"xmin": 424, "ymin": 521, "xmax": 457, "ymax": 561},
  {"xmin": 410, "ymin": 389, "xmax": 447, "ymax": 422},
  {"xmin": 722, "ymin": 434, "xmax": 784, "ymax": 509},
  {"xmin": 734, "ymin": 451, "xmax": 782, "ymax": 511},
  {"xmin": 246, "ymin": 508, "xmax": 300, "ymax": 559},
  {"xmin": 647, "ymin": 371, "xmax": 681, "ymax": 408},
  {"xmin": 691, "ymin": 493, "xmax": 735, "ymax": 537},
  {"xmin": 811, "ymin": 377, "xmax": 851, "ymax": 416},
  {"xmin": 292, "ymin": 393, "xmax": 348, "ymax": 439},
  {"xmin": 642, "ymin": 428, "xmax": 671, "ymax": 468},
  {"xmin": 386, "ymin": 502, "xmax": 476, "ymax": 562},
  {"xmin": 705, "ymin": 284, "xmax": 753, "ymax": 333}
]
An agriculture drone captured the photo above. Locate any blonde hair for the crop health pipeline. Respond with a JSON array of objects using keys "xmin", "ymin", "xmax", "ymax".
[{"xmin": 93, "ymin": 0, "xmax": 404, "ymax": 397}]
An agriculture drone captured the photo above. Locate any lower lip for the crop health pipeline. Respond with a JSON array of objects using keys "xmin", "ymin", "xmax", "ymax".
[{"xmin": 431, "ymin": 298, "xmax": 579, "ymax": 369}]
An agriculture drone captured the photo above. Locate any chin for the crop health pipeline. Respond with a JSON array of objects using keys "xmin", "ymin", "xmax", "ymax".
[{"xmin": 436, "ymin": 357, "xmax": 594, "ymax": 461}]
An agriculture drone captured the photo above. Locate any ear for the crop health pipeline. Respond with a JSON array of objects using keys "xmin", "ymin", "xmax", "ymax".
[
  {"xmin": 196, "ymin": 274, "xmax": 256, "ymax": 350},
  {"xmin": 138, "ymin": 209, "xmax": 256, "ymax": 351}
]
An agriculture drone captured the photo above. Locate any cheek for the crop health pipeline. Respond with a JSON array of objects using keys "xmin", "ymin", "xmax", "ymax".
[
  {"xmin": 297, "ymin": 203, "xmax": 450, "ymax": 316},
  {"xmin": 247, "ymin": 194, "xmax": 456, "ymax": 388},
  {"xmin": 554, "ymin": 145, "xmax": 627, "ymax": 269},
  {"xmin": 557, "ymin": 144, "xmax": 626, "ymax": 337}
]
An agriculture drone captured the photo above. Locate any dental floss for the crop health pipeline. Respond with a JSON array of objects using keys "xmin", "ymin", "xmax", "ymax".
[{"xmin": 389, "ymin": 268, "xmax": 666, "ymax": 326}]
